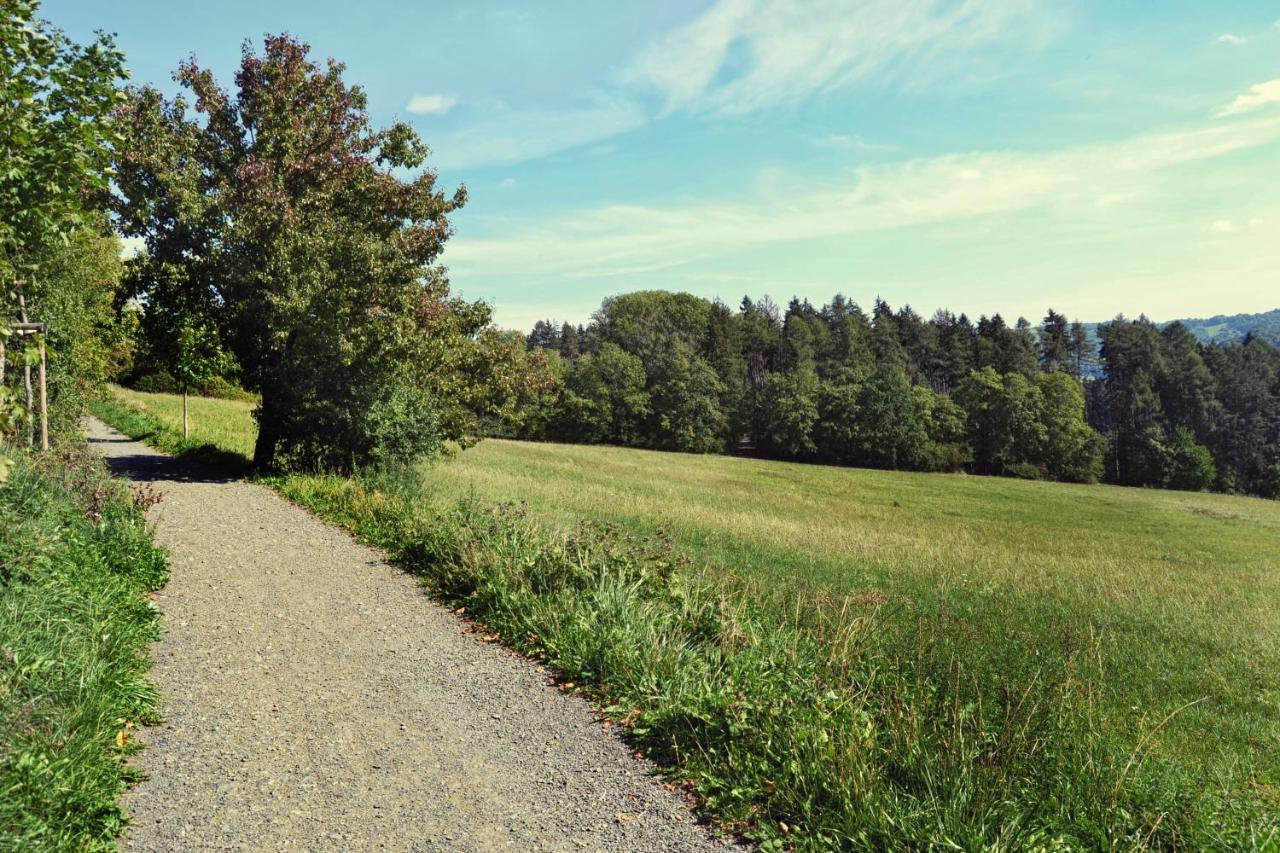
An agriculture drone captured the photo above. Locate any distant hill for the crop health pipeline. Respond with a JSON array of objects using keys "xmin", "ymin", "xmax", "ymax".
[
  {"xmin": 1082, "ymin": 308, "xmax": 1280, "ymax": 353},
  {"xmin": 1167, "ymin": 308, "xmax": 1280, "ymax": 346}
]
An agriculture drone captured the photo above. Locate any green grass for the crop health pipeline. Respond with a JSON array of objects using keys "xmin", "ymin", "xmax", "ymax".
[
  {"xmin": 0, "ymin": 446, "xmax": 168, "ymax": 850},
  {"xmin": 423, "ymin": 440, "xmax": 1280, "ymax": 761},
  {"xmin": 96, "ymin": 386, "xmax": 255, "ymax": 473},
  {"xmin": 94, "ymin": 387, "xmax": 1280, "ymax": 849}
]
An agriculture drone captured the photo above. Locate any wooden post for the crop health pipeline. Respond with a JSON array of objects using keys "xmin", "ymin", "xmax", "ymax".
[
  {"xmin": 183, "ymin": 385, "xmax": 189, "ymax": 438},
  {"xmin": 18, "ymin": 293, "xmax": 33, "ymax": 448},
  {"xmin": 38, "ymin": 339, "xmax": 47, "ymax": 452},
  {"xmin": 0, "ymin": 338, "xmax": 5, "ymax": 449}
]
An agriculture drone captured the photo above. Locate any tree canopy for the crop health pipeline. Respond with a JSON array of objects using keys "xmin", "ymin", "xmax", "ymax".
[
  {"xmin": 113, "ymin": 35, "xmax": 481, "ymax": 471},
  {"xmin": 512, "ymin": 291, "xmax": 1278, "ymax": 498}
]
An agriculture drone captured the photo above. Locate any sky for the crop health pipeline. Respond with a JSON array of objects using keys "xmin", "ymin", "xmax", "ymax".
[{"xmin": 46, "ymin": 0, "xmax": 1280, "ymax": 330}]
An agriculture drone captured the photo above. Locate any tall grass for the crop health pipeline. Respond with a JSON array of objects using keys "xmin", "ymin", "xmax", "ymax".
[
  {"xmin": 0, "ymin": 446, "xmax": 168, "ymax": 850},
  {"xmin": 279, "ymin": 473, "xmax": 1275, "ymax": 848},
  {"xmin": 93, "ymin": 388, "xmax": 1280, "ymax": 848}
]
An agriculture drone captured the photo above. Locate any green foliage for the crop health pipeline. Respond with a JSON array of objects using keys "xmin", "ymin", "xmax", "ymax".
[
  {"xmin": 1036, "ymin": 370, "xmax": 1105, "ymax": 483},
  {"xmin": 0, "ymin": 1, "xmax": 126, "ymax": 434},
  {"xmin": 645, "ymin": 341, "xmax": 726, "ymax": 453},
  {"xmin": 525, "ymin": 291, "xmax": 1278, "ymax": 499},
  {"xmin": 756, "ymin": 367, "xmax": 819, "ymax": 457},
  {"xmin": 0, "ymin": 446, "xmax": 167, "ymax": 849},
  {"xmin": 1167, "ymin": 425, "xmax": 1216, "ymax": 491},
  {"xmin": 113, "ymin": 35, "xmax": 481, "ymax": 471},
  {"xmin": 554, "ymin": 343, "xmax": 650, "ymax": 445},
  {"xmin": 460, "ymin": 329, "xmax": 563, "ymax": 439},
  {"xmin": 21, "ymin": 224, "xmax": 128, "ymax": 442},
  {"xmin": 851, "ymin": 364, "xmax": 929, "ymax": 469}
]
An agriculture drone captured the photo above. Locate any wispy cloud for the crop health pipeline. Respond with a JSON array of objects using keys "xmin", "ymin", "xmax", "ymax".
[
  {"xmin": 445, "ymin": 115, "xmax": 1280, "ymax": 277},
  {"xmin": 1217, "ymin": 33, "xmax": 1246, "ymax": 45},
  {"xmin": 815, "ymin": 134, "xmax": 897, "ymax": 152},
  {"xmin": 1215, "ymin": 79, "xmax": 1280, "ymax": 118},
  {"xmin": 427, "ymin": 97, "xmax": 647, "ymax": 170},
  {"xmin": 406, "ymin": 93, "xmax": 458, "ymax": 115},
  {"xmin": 627, "ymin": 0, "xmax": 1057, "ymax": 115},
  {"xmin": 410, "ymin": 1, "xmax": 1054, "ymax": 169},
  {"xmin": 1207, "ymin": 217, "xmax": 1266, "ymax": 234}
]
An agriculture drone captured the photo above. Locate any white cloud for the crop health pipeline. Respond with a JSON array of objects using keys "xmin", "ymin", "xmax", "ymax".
[
  {"xmin": 427, "ymin": 97, "xmax": 646, "ymax": 170},
  {"xmin": 1217, "ymin": 33, "xmax": 1246, "ymax": 45},
  {"xmin": 445, "ymin": 115, "xmax": 1280, "ymax": 278},
  {"xmin": 627, "ymin": 0, "xmax": 1056, "ymax": 115},
  {"xmin": 1215, "ymin": 79, "xmax": 1280, "ymax": 117},
  {"xmin": 406, "ymin": 93, "xmax": 458, "ymax": 115},
  {"xmin": 1207, "ymin": 217, "xmax": 1268, "ymax": 234},
  {"xmin": 499, "ymin": 177, "xmax": 517, "ymax": 188}
]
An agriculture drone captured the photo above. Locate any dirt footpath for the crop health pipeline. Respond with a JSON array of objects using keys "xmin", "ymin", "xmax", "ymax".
[{"xmin": 88, "ymin": 418, "xmax": 727, "ymax": 852}]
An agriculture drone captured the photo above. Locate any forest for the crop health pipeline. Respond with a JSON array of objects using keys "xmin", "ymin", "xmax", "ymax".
[{"xmin": 496, "ymin": 292, "xmax": 1280, "ymax": 498}]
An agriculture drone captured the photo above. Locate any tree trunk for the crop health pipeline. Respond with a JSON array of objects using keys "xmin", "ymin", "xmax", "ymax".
[
  {"xmin": 183, "ymin": 386, "xmax": 189, "ymax": 439},
  {"xmin": 252, "ymin": 391, "xmax": 278, "ymax": 471}
]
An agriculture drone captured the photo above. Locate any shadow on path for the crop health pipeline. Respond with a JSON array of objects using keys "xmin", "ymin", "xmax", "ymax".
[{"xmin": 89, "ymin": 443, "xmax": 234, "ymax": 485}]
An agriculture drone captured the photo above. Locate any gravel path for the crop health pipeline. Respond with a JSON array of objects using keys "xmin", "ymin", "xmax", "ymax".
[{"xmin": 88, "ymin": 418, "xmax": 729, "ymax": 851}]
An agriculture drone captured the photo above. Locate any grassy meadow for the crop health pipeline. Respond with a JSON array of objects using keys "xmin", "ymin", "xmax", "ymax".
[
  {"xmin": 106, "ymin": 386, "xmax": 258, "ymax": 461},
  {"xmin": 95, "ymin": 385, "xmax": 1280, "ymax": 848}
]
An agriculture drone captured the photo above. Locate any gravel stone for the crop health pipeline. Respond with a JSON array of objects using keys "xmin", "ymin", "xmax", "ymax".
[{"xmin": 88, "ymin": 418, "xmax": 733, "ymax": 852}]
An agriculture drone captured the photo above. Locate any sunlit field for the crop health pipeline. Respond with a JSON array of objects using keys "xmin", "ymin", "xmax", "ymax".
[
  {"xmin": 106, "ymin": 385, "xmax": 258, "ymax": 460},
  {"xmin": 99, "ymin": 387, "xmax": 1280, "ymax": 843}
]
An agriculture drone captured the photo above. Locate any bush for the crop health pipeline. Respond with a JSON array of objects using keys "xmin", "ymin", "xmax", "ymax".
[
  {"xmin": 130, "ymin": 369, "xmax": 179, "ymax": 394},
  {"xmin": 268, "ymin": 374, "xmax": 448, "ymax": 473},
  {"xmin": 199, "ymin": 375, "xmax": 258, "ymax": 403},
  {"xmin": 0, "ymin": 447, "xmax": 168, "ymax": 848}
]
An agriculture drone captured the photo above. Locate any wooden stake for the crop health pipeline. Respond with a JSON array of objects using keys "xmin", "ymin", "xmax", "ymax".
[
  {"xmin": 18, "ymin": 292, "xmax": 33, "ymax": 448},
  {"xmin": 0, "ymin": 338, "xmax": 6, "ymax": 449},
  {"xmin": 183, "ymin": 386, "xmax": 189, "ymax": 438},
  {"xmin": 38, "ymin": 340, "xmax": 47, "ymax": 452}
]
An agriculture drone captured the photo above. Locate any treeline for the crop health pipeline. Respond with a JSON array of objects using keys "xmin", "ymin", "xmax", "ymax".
[{"xmin": 486, "ymin": 291, "xmax": 1279, "ymax": 498}]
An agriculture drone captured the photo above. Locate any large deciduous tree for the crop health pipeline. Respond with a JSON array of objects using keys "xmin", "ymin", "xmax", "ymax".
[{"xmin": 113, "ymin": 35, "xmax": 476, "ymax": 471}]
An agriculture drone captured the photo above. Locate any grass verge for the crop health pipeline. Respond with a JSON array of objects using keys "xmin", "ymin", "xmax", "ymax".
[
  {"xmin": 0, "ymin": 445, "xmax": 168, "ymax": 850},
  {"xmin": 92, "ymin": 387, "xmax": 1280, "ymax": 849}
]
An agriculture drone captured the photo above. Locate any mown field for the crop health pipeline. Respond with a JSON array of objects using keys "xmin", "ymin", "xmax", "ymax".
[{"xmin": 98, "ymin": 385, "xmax": 1280, "ymax": 848}]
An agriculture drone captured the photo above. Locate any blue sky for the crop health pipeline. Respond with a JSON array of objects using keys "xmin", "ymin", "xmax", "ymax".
[{"xmin": 47, "ymin": 1, "xmax": 1280, "ymax": 330}]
